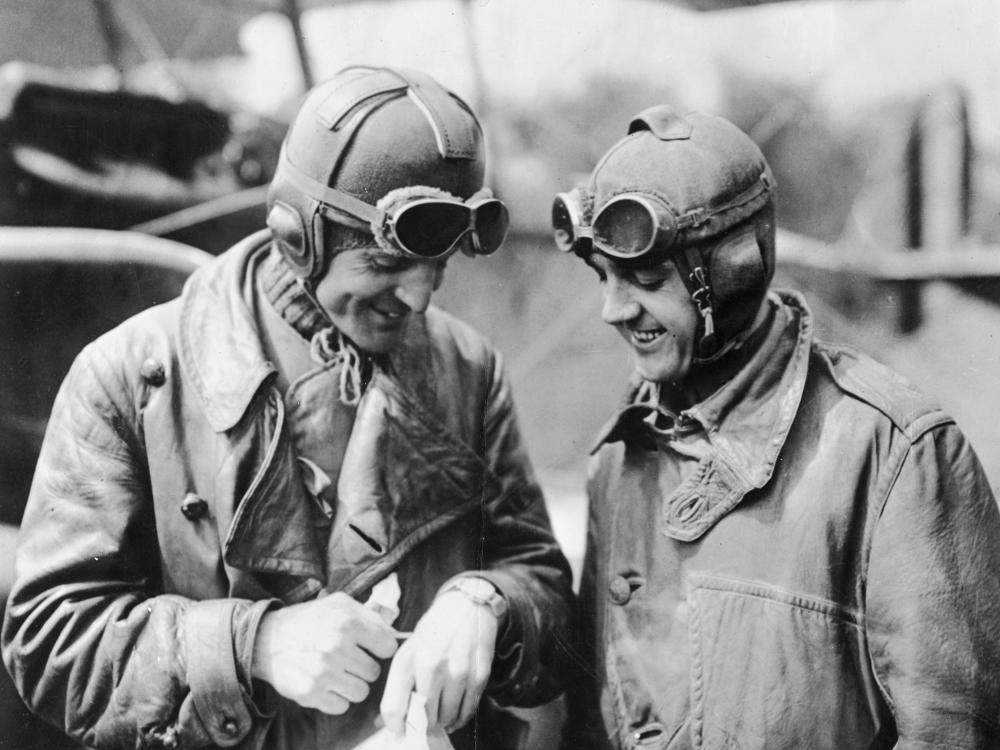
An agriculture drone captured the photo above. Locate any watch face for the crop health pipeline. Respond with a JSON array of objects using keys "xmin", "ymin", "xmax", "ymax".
[
  {"xmin": 454, "ymin": 578, "xmax": 507, "ymax": 619},
  {"xmin": 461, "ymin": 578, "xmax": 495, "ymax": 601}
]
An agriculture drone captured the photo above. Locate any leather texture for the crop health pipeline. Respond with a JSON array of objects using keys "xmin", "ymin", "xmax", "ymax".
[
  {"xmin": 563, "ymin": 290, "xmax": 1000, "ymax": 749},
  {"xmin": 1, "ymin": 233, "xmax": 573, "ymax": 750}
]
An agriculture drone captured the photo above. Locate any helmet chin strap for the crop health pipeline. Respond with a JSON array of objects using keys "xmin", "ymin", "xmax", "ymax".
[
  {"xmin": 295, "ymin": 274, "xmax": 370, "ymax": 406},
  {"xmin": 693, "ymin": 294, "xmax": 771, "ymax": 372},
  {"xmin": 670, "ymin": 246, "xmax": 719, "ymax": 359},
  {"xmin": 295, "ymin": 274, "xmax": 336, "ymax": 328}
]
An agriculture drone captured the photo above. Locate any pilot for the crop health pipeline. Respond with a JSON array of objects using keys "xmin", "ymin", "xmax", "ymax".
[
  {"xmin": 555, "ymin": 105, "xmax": 1000, "ymax": 749},
  {"xmin": 2, "ymin": 66, "xmax": 573, "ymax": 749}
]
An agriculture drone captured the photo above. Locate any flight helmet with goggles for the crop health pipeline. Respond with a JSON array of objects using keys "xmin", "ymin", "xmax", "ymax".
[
  {"xmin": 553, "ymin": 105, "xmax": 776, "ymax": 361},
  {"xmin": 267, "ymin": 65, "xmax": 509, "ymax": 280}
]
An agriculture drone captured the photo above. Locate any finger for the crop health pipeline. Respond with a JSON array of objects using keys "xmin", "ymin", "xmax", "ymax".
[
  {"xmin": 436, "ymin": 679, "xmax": 464, "ymax": 733},
  {"xmin": 309, "ymin": 690, "xmax": 351, "ymax": 716},
  {"xmin": 450, "ymin": 643, "xmax": 492, "ymax": 732},
  {"xmin": 357, "ymin": 621, "xmax": 400, "ymax": 660},
  {"xmin": 380, "ymin": 647, "xmax": 415, "ymax": 735},
  {"xmin": 317, "ymin": 592, "xmax": 397, "ymax": 660},
  {"xmin": 451, "ymin": 682, "xmax": 483, "ymax": 733},
  {"xmin": 336, "ymin": 645, "xmax": 382, "ymax": 684},
  {"xmin": 325, "ymin": 671, "xmax": 372, "ymax": 705},
  {"xmin": 414, "ymin": 662, "xmax": 444, "ymax": 730}
]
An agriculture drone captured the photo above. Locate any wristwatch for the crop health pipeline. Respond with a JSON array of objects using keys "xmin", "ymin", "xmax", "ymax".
[{"xmin": 440, "ymin": 577, "xmax": 509, "ymax": 622}]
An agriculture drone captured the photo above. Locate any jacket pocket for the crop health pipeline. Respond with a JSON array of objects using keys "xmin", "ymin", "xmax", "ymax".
[{"xmin": 686, "ymin": 573, "xmax": 887, "ymax": 750}]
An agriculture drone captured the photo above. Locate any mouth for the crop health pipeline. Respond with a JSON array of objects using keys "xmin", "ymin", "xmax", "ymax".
[
  {"xmin": 627, "ymin": 326, "xmax": 667, "ymax": 349},
  {"xmin": 370, "ymin": 302, "xmax": 408, "ymax": 322}
]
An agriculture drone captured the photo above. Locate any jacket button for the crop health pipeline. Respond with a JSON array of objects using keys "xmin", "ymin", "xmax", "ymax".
[
  {"xmin": 140, "ymin": 357, "xmax": 166, "ymax": 386},
  {"xmin": 609, "ymin": 575, "xmax": 632, "ymax": 605},
  {"xmin": 221, "ymin": 717, "xmax": 239, "ymax": 736},
  {"xmin": 180, "ymin": 493, "xmax": 208, "ymax": 521}
]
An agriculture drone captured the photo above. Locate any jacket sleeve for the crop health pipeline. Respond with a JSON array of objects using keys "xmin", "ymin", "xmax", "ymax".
[
  {"xmin": 465, "ymin": 351, "xmax": 576, "ymax": 708},
  {"xmin": 1, "ymin": 342, "xmax": 275, "ymax": 749},
  {"xmin": 866, "ymin": 420, "xmax": 1000, "ymax": 749}
]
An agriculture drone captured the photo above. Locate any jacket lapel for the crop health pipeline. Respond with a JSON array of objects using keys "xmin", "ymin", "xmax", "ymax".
[
  {"xmin": 222, "ymin": 388, "xmax": 326, "ymax": 601},
  {"xmin": 324, "ymin": 370, "xmax": 501, "ymax": 596},
  {"xmin": 596, "ymin": 292, "xmax": 814, "ymax": 542}
]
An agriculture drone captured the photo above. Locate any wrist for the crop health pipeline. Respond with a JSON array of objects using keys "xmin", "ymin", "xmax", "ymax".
[
  {"xmin": 250, "ymin": 610, "xmax": 278, "ymax": 683},
  {"xmin": 438, "ymin": 576, "xmax": 509, "ymax": 625}
]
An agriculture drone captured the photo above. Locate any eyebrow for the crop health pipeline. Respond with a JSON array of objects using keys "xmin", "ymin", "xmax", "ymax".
[
  {"xmin": 362, "ymin": 248, "xmax": 411, "ymax": 264},
  {"xmin": 586, "ymin": 252, "xmax": 673, "ymax": 275},
  {"xmin": 631, "ymin": 259, "xmax": 675, "ymax": 274}
]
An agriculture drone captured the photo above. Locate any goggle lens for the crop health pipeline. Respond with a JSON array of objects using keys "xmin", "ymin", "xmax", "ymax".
[
  {"xmin": 551, "ymin": 195, "xmax": 578, "ymax": 253},
  {"xmin": 471, "ymin": 200, "xmax": 510, "ymax": 255},
  {"xmin": 393, "ymin": 202, "xmax": 470, "ymax": 257},
  {"xmin": 392, "ymin": 199, "xmax": 507, "ymax": 258},
  {"xmin": 593, "ymin": 200, "xmax": 657, "ymax": 258}
]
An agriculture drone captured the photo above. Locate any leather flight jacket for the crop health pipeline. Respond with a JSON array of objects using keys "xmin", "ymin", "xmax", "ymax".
[
  {"xmin": 564, "ymin": 291, "xmax": 1000, "ymax": 749},
  {"xmin": 2, "ymin": 231, "xmax": 574, "ymax": 750}
]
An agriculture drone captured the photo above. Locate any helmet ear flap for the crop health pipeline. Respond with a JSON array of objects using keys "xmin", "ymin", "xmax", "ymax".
[
  {"xmin": 268, "ymin": 200, "xmax": 319, "ymax": 279},
  {"xmin": 753, "ymin": 202, "xmax": 777, "ymax": 285}
]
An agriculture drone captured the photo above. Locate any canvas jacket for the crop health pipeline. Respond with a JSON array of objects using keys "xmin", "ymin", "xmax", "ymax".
[
  {"xmin": 564, "ymin": 290, "xmax": 1000, "ymax": 750},
  {"xmin": 2, "ymin": 232, "xmax": 573, "ymax": 750}
]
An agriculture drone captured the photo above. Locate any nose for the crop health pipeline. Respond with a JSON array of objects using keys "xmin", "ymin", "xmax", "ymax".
[
  {"xmin": 394, "ymin": 262, "xmax": 442, "ymax": 313},
  {"xmin": 601, "ymin": 278, "xmax": 641, "ymax": 325}
]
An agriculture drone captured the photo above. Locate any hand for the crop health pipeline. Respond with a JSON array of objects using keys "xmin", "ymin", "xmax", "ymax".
[
  {"xmin": 379, "ymin": 589, "xmax": 500, "ymax": 735},
  {"xmin": 251, "ymin": 591, "xmax": 398, "ymax": 714}
]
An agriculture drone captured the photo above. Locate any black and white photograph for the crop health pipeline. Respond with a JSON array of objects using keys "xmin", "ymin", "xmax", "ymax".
[{"xmin": 1, "ymin": 1, "xmax": 999, "ymax": 748}]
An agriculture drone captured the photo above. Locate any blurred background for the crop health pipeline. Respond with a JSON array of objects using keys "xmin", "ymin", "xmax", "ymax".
[{"xmin": 2, "ymin": 0, "xmax": 1000, "ymax": 746}]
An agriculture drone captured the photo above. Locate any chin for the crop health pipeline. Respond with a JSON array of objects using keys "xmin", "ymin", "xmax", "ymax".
[
  {"xmin": 635, "ymin": 358, "xmax": 688, "ymax": 384},
  {"xmin": 349, "ymin": 330, "xmax": 403, "ymax": 356}
]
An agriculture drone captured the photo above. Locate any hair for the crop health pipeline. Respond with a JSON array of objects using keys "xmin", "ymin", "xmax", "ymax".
[{"xmin": 316, "ymin": 222, "xmax": 379, "ymax": 276}]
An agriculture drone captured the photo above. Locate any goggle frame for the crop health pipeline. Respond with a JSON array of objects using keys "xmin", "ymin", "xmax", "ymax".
[
  {"xmin": 552, "ymin": 190, "xmax": 680, "ymax": 260},
  {"xmin": 377, "ymin": 194, "xmax": 510, "ymax": 259},
  {"xmin": 281, "ymin": 150, "xmax": 509, "ymax": 260}
]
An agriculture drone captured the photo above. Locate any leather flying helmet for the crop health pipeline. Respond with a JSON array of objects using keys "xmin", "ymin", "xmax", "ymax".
[
  {"xmin": 267, "ymin": 65, "xmax": 490, "ymax": 279},
  {"xmin": 557, "ymin": 105, "xmax": 776, "ymax": 360}
]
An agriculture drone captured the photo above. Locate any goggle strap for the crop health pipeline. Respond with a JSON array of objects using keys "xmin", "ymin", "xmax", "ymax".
[
  {"xmin": 279, "ymin": 149, "xmax": 381, "ymax": 226},
  {"xmin": 675, "ymin": 170, "xmax": 772, "ymax": 231}
]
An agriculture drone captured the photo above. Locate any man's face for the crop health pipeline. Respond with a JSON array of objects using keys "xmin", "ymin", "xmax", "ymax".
[
  {"xmin": 314, "ymin": 246, "xmax": 446, "ymax": 355},
  {"xmin": 586, "ymin": 252, "xmax": 699, "ymax": 384}
]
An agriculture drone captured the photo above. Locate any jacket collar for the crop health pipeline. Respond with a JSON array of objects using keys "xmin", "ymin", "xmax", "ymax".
[
  {"xmin": 595, "ymin": 289, "xmax": 813, "ymax": 491},
  {"xmin": 179, "ymin": 229, "xmax": 277, "ymax": 432},
  {"xmin": 685, "ymin": 289, "xmax": 811, "ymax": 489},
  {"xmin": 178, "ymin": 230, "xmax": 440, "ymax": 433}
]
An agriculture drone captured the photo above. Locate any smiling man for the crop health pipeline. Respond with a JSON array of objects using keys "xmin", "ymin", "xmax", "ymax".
[
  {"xmin": 555, "ymin": 106, "xmax": 1000, "ymax": 748},
  {"xmin": 2, "ymin": 66, "xmax": 573, "ymax": 750}
]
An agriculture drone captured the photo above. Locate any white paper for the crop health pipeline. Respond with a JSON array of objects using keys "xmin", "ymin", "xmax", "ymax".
[
  {"xmin": 352, "ymin": 693, "xmax": 455, "ymax": 750},
  {"xmin": 364, "ymin": 571, "xmax": 401, "ymax": 626}
]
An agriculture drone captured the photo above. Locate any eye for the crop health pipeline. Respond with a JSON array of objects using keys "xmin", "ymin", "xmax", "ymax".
[
  {"xmin": 630, "ymin": 271, "xmax": 668, "ymax": 291},
  {"xmin": 628, "ymin": 261, "xmax": 677, "ymax": 291},
  {"xmin": 367, "ymin": 254, "xmax": 409, "ymax": 273}
]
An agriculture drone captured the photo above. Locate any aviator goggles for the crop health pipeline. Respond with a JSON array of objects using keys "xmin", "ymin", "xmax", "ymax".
[
  {"xmin": 552, "ymin": 189, "xmax": 686, "ymax": 260},
  {"xmin": 281, "ymin": 152, "xmax": 509, "ymax": 259}
]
